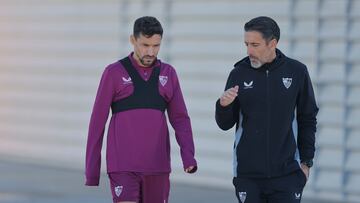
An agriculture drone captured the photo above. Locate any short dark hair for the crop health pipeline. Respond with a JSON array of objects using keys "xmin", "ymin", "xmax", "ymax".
[
  {"xmin": 244, "ymin": 16, "xmax": 280, "ymax": 43},
  {"xmin": 133, "ymin": 16, "xmax": 163, "ymax": 38}
]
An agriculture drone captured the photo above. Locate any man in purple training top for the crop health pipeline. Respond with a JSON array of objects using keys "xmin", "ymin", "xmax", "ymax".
[{"xmin": 85, "ymin": 16, "xmax": 197, "ymax": 203}]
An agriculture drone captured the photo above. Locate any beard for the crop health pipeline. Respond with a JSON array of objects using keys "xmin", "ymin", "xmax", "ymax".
[
  {"xmin": 249, "ymin": 57, "xmax": 263, "ymax": 69},
  {"xmin": 139, "ymin": 55, "xmax": 155, "ymax": 66}
]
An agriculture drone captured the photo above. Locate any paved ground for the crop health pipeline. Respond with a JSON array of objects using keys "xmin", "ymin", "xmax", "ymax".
[{"xmin": 0, "ymin": 159, "xmax": 339, "ymax": 203}]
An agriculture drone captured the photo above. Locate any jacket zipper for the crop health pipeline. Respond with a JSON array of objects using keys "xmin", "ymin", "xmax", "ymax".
[{"xmin": 266, "ymin": 69, "xmax": 270, "ymax": 178}]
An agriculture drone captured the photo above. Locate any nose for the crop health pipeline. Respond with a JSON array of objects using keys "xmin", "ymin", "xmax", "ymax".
[
  {"xmin": 247, "ymin": 46, "xmax": 253, "ymax": 57},
  {"xmin": 147, "ymin": 47, "xmax": 155, "ymax": 56}
]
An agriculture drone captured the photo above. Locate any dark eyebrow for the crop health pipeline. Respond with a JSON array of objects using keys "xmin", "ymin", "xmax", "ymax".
[
  {"xmin": 245, "ymin": 42, "xmax": 260, "ymax": 45},
  {"xmin": 142, "ymin": 43, "xmax": 161, "ymax": 47}
]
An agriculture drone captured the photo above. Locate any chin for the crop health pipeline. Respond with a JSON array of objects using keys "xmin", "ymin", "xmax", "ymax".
[{"xmin": 251, "ymin": 62, "xmax": 262, "ymax": 69}]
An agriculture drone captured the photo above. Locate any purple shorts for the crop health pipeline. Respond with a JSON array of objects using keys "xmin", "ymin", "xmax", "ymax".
[{"xmin": 108, "ymin": 172, "xmax": 170, "ymax": 203}]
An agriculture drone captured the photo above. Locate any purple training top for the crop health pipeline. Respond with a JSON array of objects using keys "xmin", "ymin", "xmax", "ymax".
[{"xmin": 85, "ymin": 53, "xmax": 197, "ymax": 186}]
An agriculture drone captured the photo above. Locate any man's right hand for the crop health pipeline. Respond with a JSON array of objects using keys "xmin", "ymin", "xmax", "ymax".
[{"xmin": 219, "ymin": 85, "xmax": 239, "ymax": 107}]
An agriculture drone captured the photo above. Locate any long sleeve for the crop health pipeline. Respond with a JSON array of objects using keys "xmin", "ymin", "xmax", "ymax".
[
  {"xmin": 85, "ymin": 67, "xmax": 114, "ymax": 186},
  {"xmin": 296, "ymin": 68, "xmax": 319, "ymax": 162},
  {"xmin": 215, "ymin": 69, "xmax": 240, "ymax": 131},
  {"xmin": 167, "ymin": 69, "xmax": 197, "ymax": 172}
]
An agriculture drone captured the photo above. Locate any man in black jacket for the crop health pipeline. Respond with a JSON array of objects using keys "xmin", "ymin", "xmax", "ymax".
[{"xmin": 215, "ymin": 16, "xmax": 319, "ymax": 203}]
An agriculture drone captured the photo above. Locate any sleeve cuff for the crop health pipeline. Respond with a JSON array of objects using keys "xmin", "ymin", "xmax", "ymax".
[
  {"xmin": 85, "ymin": 177, "xmax": 100, "ymax": 186},
  {"xmin": 183, "ymin": 159, "xmax": 198, "ymax": 173},
  {"xmin": 216, "ymin": 99, "xmax": 234, "ymax": 112}
]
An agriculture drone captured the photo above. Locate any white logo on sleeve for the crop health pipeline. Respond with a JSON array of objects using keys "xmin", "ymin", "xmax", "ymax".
[
  {"xmin": 243, "ymin": 81, "xmax": 253, "ymax": 89},
  {"xmin": 159, "ymin": 75, "xmax": 168, "ymax": 86},
  {"xmin": 239, "ymin": 191, "xmax": 247, "ymax": 203},
  {"xmin": 122, "ymin": 77, "xmax": 132, "ymax": 84},
  {"xmin": 282, "ymin": 77, "xmax": 292, "ymax": 89},
  {"xmin": 115, "ymin": 185, "xmax": 123, "ymax": 197},
  {"xmin": 295, "ymin": 192, "xmax": 301, "ymax": 199}
]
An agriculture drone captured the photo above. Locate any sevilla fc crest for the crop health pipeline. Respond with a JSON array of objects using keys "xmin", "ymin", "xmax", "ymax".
[
  {"xmin": 282, "ymin": 77, "xmax": 292, "ymax": 89},
  {"xmin": 159, "ymin": 75, "xmax": 168, "ymax": 86},
  {"xmin": 115, "ymin": 185, "xmax": 123, "ymax": 197},
  {"xmin": 239, "ymin": 192, "xmax": 247, "ymax": 203}
]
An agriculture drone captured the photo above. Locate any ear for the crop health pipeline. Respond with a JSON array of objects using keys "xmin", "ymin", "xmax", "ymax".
[
  {"xmin": 130, "ymin": 35, "xmax": 136, "ymax": 46},
  {"xmin": 270, "ymin": 39, "xmax": 277, "ymax": 50}
]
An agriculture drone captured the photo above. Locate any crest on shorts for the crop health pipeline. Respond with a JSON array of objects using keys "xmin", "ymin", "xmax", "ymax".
[
  {"xmin": 159, "ymin": 75, "xmax": 168, "ymax": 86},
  {"xmin": 239, "ymin": 191, "xmax": 247, "ymax": 203},
  {"xmin": 282, "ymin": 77, "xmax": 292, "ymax": 89},
  {"xmin": 115, "ymin": 185, "xmax": 123, "ymax": 197}
]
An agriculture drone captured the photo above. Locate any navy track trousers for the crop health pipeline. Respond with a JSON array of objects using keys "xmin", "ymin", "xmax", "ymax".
[{"xmin": 233, "ymin": 169, "xmax": 307, "ymax": 203}]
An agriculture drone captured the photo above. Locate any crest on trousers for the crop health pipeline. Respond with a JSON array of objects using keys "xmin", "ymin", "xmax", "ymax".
[
  {"xmin": 115, "ymin": 185, "xmax": 123, "ymax": 197},
  {"xmin": 239, "ymin": 192, "xmax": 247, "ymax": 203},
  {"xmin": 159, "ymin": 75, "xmax": 168, "ymax": 86},
  {"xmin": 282, "ymin": 77, "xmax": 292, "ymax": 89}
]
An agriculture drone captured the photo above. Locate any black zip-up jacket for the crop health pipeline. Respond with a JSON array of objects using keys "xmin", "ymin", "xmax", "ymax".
[{"xmin": 215, "ymin": 49, "xmax": 319, "ymax": 178}]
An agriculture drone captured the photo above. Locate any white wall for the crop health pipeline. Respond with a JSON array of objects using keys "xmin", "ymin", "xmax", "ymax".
[{"xmin": 1, "ymin": 0, "xmax": 359, "ymax": 202}]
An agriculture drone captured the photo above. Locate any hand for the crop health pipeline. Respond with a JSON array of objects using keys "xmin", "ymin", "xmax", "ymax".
[
  {"xmin": 185, "ymin": 166, "xmax": 196, "ymax": 173},
  {"xmin": 220, "ymin": 85, "xmax": 239, "ymax": 107},
  {"xmin": 300, "ymin": 163, "xmax": 310, "ymax": 181}
]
